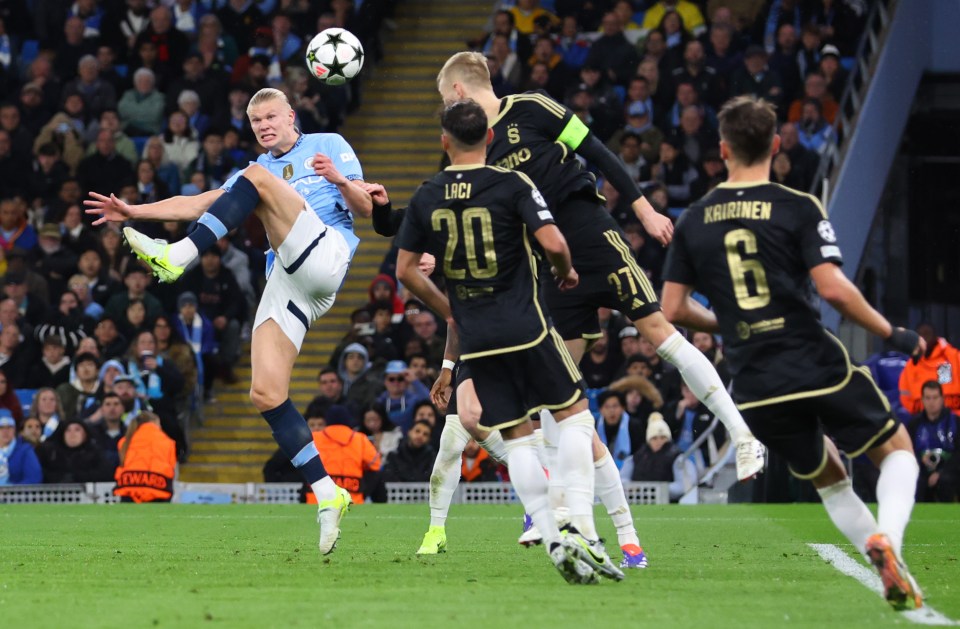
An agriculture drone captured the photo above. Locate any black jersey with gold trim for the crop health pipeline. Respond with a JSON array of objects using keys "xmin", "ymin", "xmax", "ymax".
[
  {"xmin": 395, "ymin": 165, "xmax": 556, "ymax": 359},
  {"xmin": 486, "ymin": 91, "xmax": 602, "ymax": 210},
  {"xmin": 663, "ymin": 182, "xmax": 849, "ymax": 405}
]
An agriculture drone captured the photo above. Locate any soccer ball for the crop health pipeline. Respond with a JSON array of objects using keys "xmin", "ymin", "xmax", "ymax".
[{"xmin": 305, "ymin": 28, "xmax": 364, "ymax": 86}]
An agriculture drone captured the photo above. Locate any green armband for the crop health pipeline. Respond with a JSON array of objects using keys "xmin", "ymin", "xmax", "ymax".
[{"xmin": 557, "ymin": 116, "xmax": 590, "ymax": 150}]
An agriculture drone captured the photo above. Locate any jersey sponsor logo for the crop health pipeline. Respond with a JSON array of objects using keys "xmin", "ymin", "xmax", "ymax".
[
  {"xmin": 507, "ymin": 124, "xmax": 520, "ymax": 144},
  {"xmin": 282, "ymin": 164, "xmax": 294, "ymax": 180},
  {"xmin": 817, "ymin": 220, "xmax": 837, "ymax": 243},
  {"xmin": 938, "ymin": 361, "xmax": 953, "ymax": 385},
  {"xmin": 532, "ymin": 189, "xmax": 547, "ymax": 208},
  {"xmin": 495, "ymin": 147, "xmax": 532, "ymax": 169},
  {"xmin": 340, "ymin": 152, "xmax": 355, "ymax": 162},
  {"xmin": 537, "ymin": 210, "xmax": 553, "ymax": 221}
]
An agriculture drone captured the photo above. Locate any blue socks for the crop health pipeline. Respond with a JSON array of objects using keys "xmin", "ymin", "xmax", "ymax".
[
  {"xmin": 188, "ymin": 175, "xmax": 261, "ymax": 252},
  {"xmin": 261, "ymin": 398, "xmax": 328, "ymax": 484}
]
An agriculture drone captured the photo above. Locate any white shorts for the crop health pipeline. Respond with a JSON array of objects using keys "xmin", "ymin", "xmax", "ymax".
[{"xmin": 253, "ymin": 209, "xmax": 351, "ymax": 350}]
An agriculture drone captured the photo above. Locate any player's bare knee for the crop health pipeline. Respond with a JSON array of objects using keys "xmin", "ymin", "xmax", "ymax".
[
  {"xmin": 242, "ymin": 163, "xmax": 269, "ymax": 186},
  {"xmin": 249, "ymin": 384, "xmax": 284, "ymax": 412},
  {"xmin": 634, "ymin": 312, "xmax": 677, "ymax": 347},
  {"xmin": 553, "ymin": 398, "xmax": 589, "ymax": 421}
]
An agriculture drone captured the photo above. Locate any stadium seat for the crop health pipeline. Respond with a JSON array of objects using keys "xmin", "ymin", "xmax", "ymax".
[
  {"xmin": 18, "ymin": 40, "xmax": 39, "ymax": 75},
  {"xmin": 16, "ymin": 388, "xmax": 37, "ymax": 415},
  {"xmin": 863, "ymin": 351, "xmax": 908, "ymax": 391},
  {"xmin": 132, "ymin": 136, "xmax": 150, "ymax": 156},
  {"xmin": 115, "ymin": 64, "xmax": 128, "ymax": 78}
]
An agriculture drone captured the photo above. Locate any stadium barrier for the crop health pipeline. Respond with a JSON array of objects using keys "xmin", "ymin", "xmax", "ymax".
[{"xmin": 0, "ymin": 481, "xmax": 670, "ymax": 505}]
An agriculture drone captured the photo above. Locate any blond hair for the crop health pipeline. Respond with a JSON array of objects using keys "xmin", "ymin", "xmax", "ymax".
[
  {"xmin": 437, "ymin": 51, "xmax": 491, "ymax": 91},
  {"xmin": 119, "ymin": 411, "xmax": 160, "ymax": 465},
  {"xmin": 246, "ymin": 88, "xmax": 292, "ymax": 115}
]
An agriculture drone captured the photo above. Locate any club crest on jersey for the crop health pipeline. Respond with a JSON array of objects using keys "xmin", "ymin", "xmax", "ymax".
[
  {"xmin": 736, "ymin": 321, "xmax": 751, "ymax": 340},
  {"xmin": 938, "ymin": 362, "xmax": 953, "ymax": 385},
  {"xmin": 303, "ymin": 156, "xmax": 315, "ymax": 169},
  {"xmin": 282, "ymin": 164, "xmax": 294, "ymax": 180},
  {"xmin": 532, "ymin": 189, "xmax": 547, "ymax": 208},
  {"xmin": 817, "ymin": 220, "xmax": 837, "ymax": 243}
]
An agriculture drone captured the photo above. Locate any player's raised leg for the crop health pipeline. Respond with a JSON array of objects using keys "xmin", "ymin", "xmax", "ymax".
[{"xmin": 634, "ymin": 312, "xmax": 765, "ymax": 481}]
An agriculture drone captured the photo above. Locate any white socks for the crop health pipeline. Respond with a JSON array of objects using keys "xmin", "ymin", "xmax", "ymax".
[
  {"xmin": 478, "ymin": 430, "xmax": 508, "ymax": 466},
  {"xmin": 168, "ymin": 238, "xmax": 200, "ymax": 268},
  {"xmin": 657, "ymin": 332, "xmax": 752, "ymax": 444},
  {"xmin": 311, "ymin": 475, "xmax": 337, "ymax": 503},
  {"xmin": 539, "ymin": 413, "xmax": 566, "ymax": 510},
  {"xmin": 817, "ymin": 478, "xmax": 878, "ymax": 557},
  {"xmin": 429, "ymin": 415, "xmax": 471, "ymax": 527},
  {"xmin": 595, "ymin": 452, "xmax": 640, "ymax": 548},
  {"xmin": 506, "ymin": 434, "xmax": 560, "ymax": 546},
  {"xmin": 558, "ymin": 410, "xmax": 599, "ymax": 540},
  {"xmin": 876, "ymin": 449, "xmax": 919, "ymax": 558}
]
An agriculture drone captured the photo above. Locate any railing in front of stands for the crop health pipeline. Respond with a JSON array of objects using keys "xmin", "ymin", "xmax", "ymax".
[{"xmin": 0, "ymin": 481, "xmax": 670, "ymax": 505}]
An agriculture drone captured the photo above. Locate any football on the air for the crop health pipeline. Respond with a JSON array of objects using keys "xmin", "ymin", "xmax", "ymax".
[{"xmin": 305, "ymin": 28, "xmax": 364, "ymax": 86}]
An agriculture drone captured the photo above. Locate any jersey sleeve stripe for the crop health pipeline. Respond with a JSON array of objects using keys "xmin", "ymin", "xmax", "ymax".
[
  {"xmin": 512, "ymin": 94, "xmax": 565, "ymax": 118},
  {"xmin": 556, "ymin": 116, "xmax": 590, "ymax": 150}
]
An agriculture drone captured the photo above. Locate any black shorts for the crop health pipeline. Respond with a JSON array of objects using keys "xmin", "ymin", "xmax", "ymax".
[
  {"xmin": 445, "ymin": 361, "xmax": 471, "ymax": 417},
  {"xmin": 740, "ymin": 367, "xmax": 899, "ymax": 479},
  {"xmin": 546, "ymin": 197, "xmax": 661, "ymax": 340},
  {"xmin": 463, "ymin": 329, "xmax": 585, "ymax": 431}
]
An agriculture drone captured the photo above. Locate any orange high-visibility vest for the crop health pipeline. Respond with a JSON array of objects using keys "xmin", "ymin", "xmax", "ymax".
[
  {"xmin": 114, "ymin": 423, "xmax": 176, "ymax": 502},
  {"xmin": 899, "ymin": 338, "xmax": 960, "ymax": 414},
  {"xmin": 461, "ymin": 448, "xmax": 491, "ymax": 483},
  {"xmin": 307, "ymin": 426, "xmax": 380, "ymax": 504}
]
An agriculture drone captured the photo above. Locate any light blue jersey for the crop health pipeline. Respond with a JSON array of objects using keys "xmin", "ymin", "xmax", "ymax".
[{"xmin": 222, "ymin": 132, "xmax": 363, "ymax": 260}]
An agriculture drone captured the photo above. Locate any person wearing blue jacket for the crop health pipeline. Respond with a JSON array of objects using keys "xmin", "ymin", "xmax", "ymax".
[{"xmin": 0, "ymin": 409, "xmax": 42, "ymax": 484}]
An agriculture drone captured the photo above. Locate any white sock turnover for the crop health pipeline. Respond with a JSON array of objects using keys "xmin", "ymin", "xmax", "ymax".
[{"xmin": 429, "ymin": 415, "xmax": 471, "ymax": 528}]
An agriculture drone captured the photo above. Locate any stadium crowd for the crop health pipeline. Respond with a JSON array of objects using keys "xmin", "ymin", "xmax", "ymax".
[{"xmin": 0, "ymin": 0, "xmax": 954, "ymax": 505}]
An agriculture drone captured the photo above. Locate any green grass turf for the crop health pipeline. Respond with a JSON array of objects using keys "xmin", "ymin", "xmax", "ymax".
[{"xmin": 3, "ymin": 503, "xmax": 958, "ymax": 629}]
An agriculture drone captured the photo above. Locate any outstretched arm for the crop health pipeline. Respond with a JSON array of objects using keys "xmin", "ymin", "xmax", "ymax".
[{"xmin": 84, "ymin": 189, "xmax": 224, "ymax": 225}]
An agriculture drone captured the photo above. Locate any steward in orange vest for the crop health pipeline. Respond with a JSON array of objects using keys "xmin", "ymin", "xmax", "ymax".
[
  {"xmin": 461, "ymin": 440, "xmax": 499, "ymax": 483},
  {"xmin": 114, "ymin": 412, "xmax": 177, "ymax": 503},
  {"xmin": 900, "ymin": 336, "xmax": 960, "ymax": 415},
  {"xmin": 307, "ymin": 408, "xmax": 380, "ymax": 504}
]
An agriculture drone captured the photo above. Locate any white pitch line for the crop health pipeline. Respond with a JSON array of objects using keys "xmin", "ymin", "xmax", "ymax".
[{"xmin": 808, "ymin": 543, "xmax": 958, "ymax": 626}]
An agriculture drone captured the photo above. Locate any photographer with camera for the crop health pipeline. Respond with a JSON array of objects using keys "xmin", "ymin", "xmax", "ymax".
[{"xmin": 909, "ymin": 381, "xmax": 959, "ymax": 502}]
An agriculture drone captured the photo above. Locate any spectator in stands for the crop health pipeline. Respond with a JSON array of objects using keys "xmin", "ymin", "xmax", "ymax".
[
  {"xmin": 411, "ymin": 310, "xmax": 445, "ymax": 368},
  {"xmin": 381, "ymin": 419, "xmax": 435, "ymax": 483},
  {"xmin": 28, "ymin": 388, "xmax": 64, "ymax": 442},
  {"xmin": 136, "ymin": 5, "xmax": 189, "ymax": 78},
  {"xmin": 97, "ymin": 358, "xmax": 126, "ymax": 399},
  {"xmin": 63, "ymin": 55, "xmax": 117, "ymax": 120},
  {"xmin": 705, "ymin": 23, "xmax": 742, "ymax": 86},
  {"xmin": 216, "ymin": 0, "xmax": 263, "ymax": 53},
  {"xmin": 608, "ymin": 369, "xmax": 664, "ymax": 425},
  {"xmin": 124, "ymin": 330, "xmax": 184, "ymax": 421},
  {"xmin": 0, "ymin": 131, "xmax": 27, "ymax": 200},
  {"xmin": 56, "ymin": 352, "xmax": 101, "ymax": 421},
  {"xmin": 0, "ymin": 199, "xmax": 38, "ymax": 252},
  {"xmin": 0, "ymin": 323, "xmax": 31, "ymax": 387},
  {"xmin": 595, "ymin": 390, "xmax": 645, "ymax": 469},
  {"xmin": 643, "ymin": 1, "xmax": 706, "ymax": 38},
  {"xmin": 653, "ymin": 135, "xmax": 698, "ymax": 207},
  {"xmin": 909, "ymin": 381, "xmax": 959, "ymax": 503},
  {"xmin": 141, "ymin": 137, "xmax": 181, "ymax": 198},
  {"xmin": 161, "ymin": 111, "xmax": 201, "ymax": 179},
  {"xmin": 461, "ymin": 438, "xmax": 499, "ymax": 483},
  {"xmin": 134, "ymin": 159, "xmax": 170, "ymax": 203},
  {"xmin": 554, "ymin": 14, "xmax": 590, "ymax": 70},
  {"xmin": 664, "ymin": 381, "xmax": 725, "ymax": 469},
  {"xmin": 85, "ymin": 392, "xmax": 125, "ymax": 469},
  {"xmin": 118, "ymin": 68, "xmax": 166, "ymax": 136},
  {"xmin": 105, "ymin": 266, "xmax": 163, "ymax": 323},
  {"xmin": 0, "ymin": 409, "xmax": 43, "ymax": 485},
  {"xmin": 84, "ymin": 109, "xmax": 138, "ymax": 166},
  {"xmin": 487, "ymin": 33, "xmax": 522, "ymax": 90},
  {"xmin": 338, "ymin": 342, "xmax": 382, "ymax": 410},
  {"xmin": 94, "ymin": 317, "xmax": 127, "ymax": 360},
  {"xmin": 5, "ymin": 265, "xmax": 48, "ymax": 322},
  {"xmin": 728, "ymin": 45, "xmax": 784, "ymax": 111},
  {"xmin": 77, "ymin": 129, "xmax": 135, "ymax": 197},
  {"xmin": 0, "ymin": 103, "xmax": 33, "ymax": 163},
  {"xmin": 312, "ymin": 404, "xmax": 381, "ymax": 504},
  {"xmin": 526, "ymin": 37, "xmax": 575, "ymax": 99},
  {"xmin": 569, "ymin": 63, "xmax": 622, "ymax": 142},
  {"xmin": 509, "ymin": 0, "xmax": 558, "ymax": 36},
  {"xmin": 376, "ymin": 360, "xmax": 430, "ymax": 434},
  {"xmin": 768, "ymin": 23, "xmax": 803, "ymax": 108},
  {"xmin": 113, "ymin": 410, "xmax": 176, "ymax": 502},
  {"xmin": 66, "ymin": 274, "xmax": 104, "ymax": 321},
  {"xmin": 639, "ymin": 30, "xmax": 681, "ymax": 88},
  {"xmin": 690, "ymin": 148, "xmax": 727, "ymax": 200},
  {"xmin": 77, "ymin": 249, "xmax": 120, "ymax": 308},
  {"xmin": 771, "ymin": 152, "xmax": 803, "ymax": 190},
  {"xmin": 796, "ymin": 98, "xmax": 835, "ymax": 154},
  {"xmin": 153, "ymin": 314, "xmax": 198, "ymax": 416},
  {"xmin": 100, "ymin": 227, "xmax": 132, "ymax": 280},
  {"xmin": 777, "ymin": 121, "xmax": 818, "ymax": 191},
  {"xmin": 37, "ymin": 417, "xmax": 114, "ymax": 482},
  {"xmin": 360, "ymin": 403, "xmax": 402, "ymax": 459},
  {"xmin": 367, "ymin": 300, "xmax": 399, "ymax": 362},
  {"xmin": 635, "ymin": 335, "xmax": 680, "ymax": 401},
  {"xmin": 614, "ymin": 132, "xmax": 651, "ymax": 185},
  {"xmin": 818, "ymin": 44, "xmax": 848, "ymax": 102},
  {"xmin": 56, "ymin": 17, "xmax": 97, "ymax": 82},
  {"xmin": 671, "ymin": 40, "xmax": 723, "ymax": 109},
  {"xmin": 27, "ymin": 337, "xmax": 72, "ymax": 389},
  {"xmin": 900, "ymin": 323, "xmax": 960, "ymax": 415},
  {"xmin": 607, "ymin": 100, "xmax": 663, "ymax": 165},
  {"xmin": 181, "ymin": 246, "xmax": 242, "ymax": 383},
  {"xmin": 187, "ymin": 130, "xmax": 235, "ymax": 189},
  {"xmin": 671, "ymin": 105, "xmax": 719, "ymax": 166},
  {"xmin": 585, "ymin": 11, "xmax": 639, "ymax": 87},
  {"xmin": 31, "ymin": 125, "xmax": 81, "ymax": 187},
  {"xmin": 620, "ymin": 413, "xmax": 686, "ymax": 499},
  {"xmin": 788, "ymin": 71, "xmax": 838, "ymax": 124},
  {"xmin": 691, "ymin": 331, "xmax": 730, "ymax": 387},
  {"xmin": 172, "ymin": 291, "xmax": 215, "ymax": 402},
  {"xmin": 20, "ymin": 418, "xmax": 43, "ymax": 448},
  {"xmin": 0, "ymin": 368, "xmax": 24, "ymax": 424},
  {"xmin": 29, "ymin": 224, "xmax": 78, "ymax": 302},
  {"xmin": 580, "ymin": 330, "xmax": 620, "ymax": 389}
]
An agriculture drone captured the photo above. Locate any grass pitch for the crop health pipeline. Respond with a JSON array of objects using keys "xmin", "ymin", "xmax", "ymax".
[{"xmin": 3, "ymin": 503, "xmax": 958, "ymax": 629}]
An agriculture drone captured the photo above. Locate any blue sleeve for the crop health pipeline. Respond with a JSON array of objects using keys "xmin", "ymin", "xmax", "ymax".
[
  {"xmin": 619, "ymin": 456, "xmax": 634, "ymax": 483},
  {"xmin": 17, "ymin": 444, "xmax": 44, "ymax": 484},
  {"xmin": 220, "ymin": 161, "xmax": 255, "ymax": 191},
  {"xmin": 329, "ymin": 134, "xmax": 363, "ymax": 181},
  {"xmin": 409, "ymin": 379, "xmax": 430, "ymax": 401}
]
